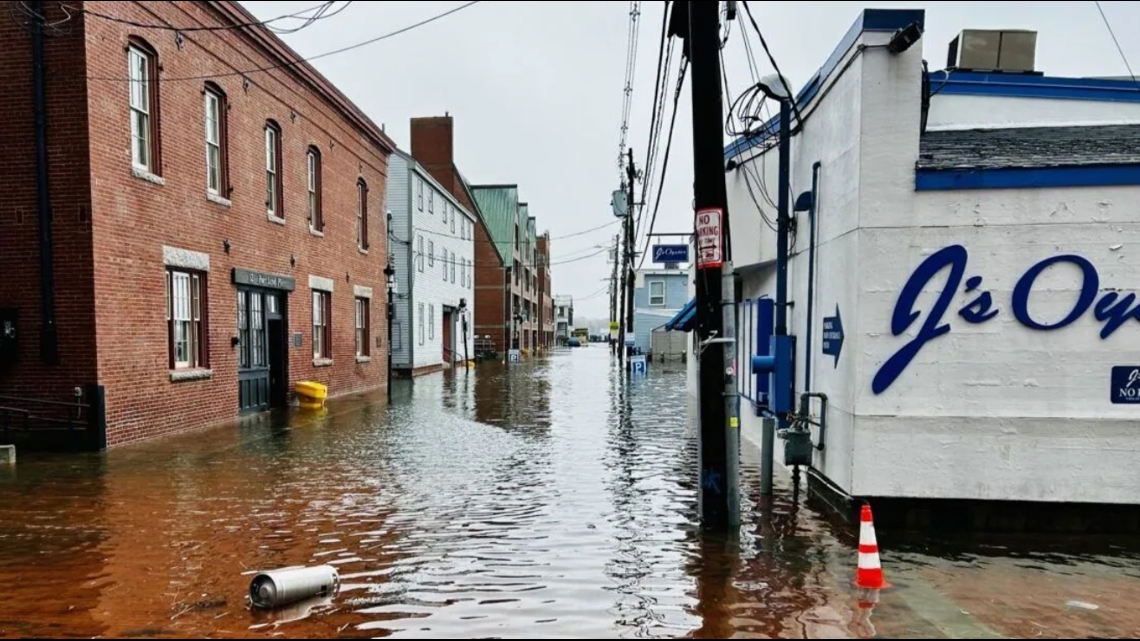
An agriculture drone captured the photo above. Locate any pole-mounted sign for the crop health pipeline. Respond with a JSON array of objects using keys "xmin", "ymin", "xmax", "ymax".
[{"xmin": 695, "ymin": 207, "xmax": 723, "ymax": 269}]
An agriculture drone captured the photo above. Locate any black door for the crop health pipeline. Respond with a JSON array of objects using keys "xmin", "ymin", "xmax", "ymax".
[
  {"xmin": 268, "ymin": 309, "xmax": 288, "ymax": 408},
  {"xmin": 238, "ymin": 288, "xmax": 278, "ymax": 414}
]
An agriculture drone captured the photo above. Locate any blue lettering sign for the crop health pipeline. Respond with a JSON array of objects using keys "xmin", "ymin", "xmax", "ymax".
[
  {"xmin": 1111, "ymin": 366, "xmax": 1140, "ymax": 405},
  {"xmin": 653, "ymin": 244, "xmax": 690, "ymax": 263},
  {"xmin": 821, "ymin": 305, "xmax": 844, "ymax": 367},
  {"xmin": 873, "ymin": 244, "xmax": 1140, "ymax": 395}
]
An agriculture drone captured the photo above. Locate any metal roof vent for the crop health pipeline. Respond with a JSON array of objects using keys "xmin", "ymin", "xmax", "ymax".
[{"xmin": 947, "ymin": 29, "xmax": 1039, "ymax": 74}]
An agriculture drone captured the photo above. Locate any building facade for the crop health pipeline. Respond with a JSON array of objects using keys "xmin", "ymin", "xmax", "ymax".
[
  {"xmin": 386, "ymin": 151, "xmax": 476, "ymax": 376},
  {"xmin": 631, "ymin": 268, "xmax": 689, "ymax": 355},
  {"xmin": 554, "ymin": 295, "xmax": 574, "ymax": 346},
  {"xmin": 0, "ymin": 1, "xmax": 393, "ymax": 448},
  {"xmin": 719, "ymin": 8, "xmax": 1140, "ymax": 518},
  {"xmin": 537, "ymin": 234, "xmax": 554, "ymax": 350}
]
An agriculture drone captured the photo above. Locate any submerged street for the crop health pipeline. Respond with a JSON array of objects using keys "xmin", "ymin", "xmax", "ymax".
[{"xmin": 0, "ymin": 346, "xmax": 1139, "ymax": 639}]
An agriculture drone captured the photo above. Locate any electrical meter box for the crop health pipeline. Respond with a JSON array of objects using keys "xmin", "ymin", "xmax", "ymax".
[{"xmin": 0, "ymin": 308, "xmax": 18, "ymax": 367}]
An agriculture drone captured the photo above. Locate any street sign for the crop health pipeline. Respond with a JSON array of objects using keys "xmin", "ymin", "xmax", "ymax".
[
  {"xmin": 1111, "ymin": 366, "xmax": 1140, "ymax": 404},
  {"xmin": 653, "ymin": 244, "xmax": 690, "ymax": 264},
  {"xmin": 695, "ymin": 208, "xmax": 723, "ymax": 269},
  {"xmin": 822, "ymin": 305, "xmax": 844, "ymax": 367},
  {"xmin": 630, "ymin": 354, "xmax": 647, "ymax": 375},
  {"xmin": 508, "ymin": 349, "xmax": 521, "ymax": 363}
]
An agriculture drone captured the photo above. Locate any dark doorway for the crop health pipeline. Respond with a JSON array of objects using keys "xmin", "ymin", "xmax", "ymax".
[
  {"xmin": 238, "ymin": 289, "xmax": 289, "ymax": 415},
  {"xmin": 442, "ymin": 309, "xmax": 453, "ymax": 364}
]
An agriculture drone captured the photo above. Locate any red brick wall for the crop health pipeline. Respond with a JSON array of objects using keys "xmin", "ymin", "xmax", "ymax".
[
  {"xmin": 473, "ymin": 222, "xmax": 509, "ymax": 353},
  {"xmin": 0, "ymin": 5, "xmax": 98, "ymax": 402},
  {"xmin": 78, "ymin": 1, "xmax": 391, "ymax": 445}
]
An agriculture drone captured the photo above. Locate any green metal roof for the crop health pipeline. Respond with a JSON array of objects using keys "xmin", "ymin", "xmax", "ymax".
[
  {"xmin": 470, "ymin": 185, "xmax": 518, "ymax": 265},
  {"xmin": 526, "ymin": 216, "xmax": 537, "ymax": 266}
]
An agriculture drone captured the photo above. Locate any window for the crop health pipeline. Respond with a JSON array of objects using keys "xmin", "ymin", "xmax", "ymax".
[
  {"xmin": 357, "ymin": 179, "xmax": 369, "ymax": 250},
  {"xmin": 417, "ymin": 235, "xmax": 424, "ymax": 272},
  {"xmin": 416, "ymin": 179, "xmax": 424, "ymax": 211},
  {"xmin": 237, "ymin": 290, "xmax": 266, "ymax": 369},
  {"xmin": 451, "ymin": 251, "xmax": 456, "ymax": 283},
  {"xmin": 307, "ymin": 146, "xmax": 323, "ymax": 232},
  {"xmin": 461, "ymin": 259, "xmax": 465, "ymax": 288},
  {"xmin": 418, "ymin": 303, "xmax": 425, "ymax": 345},
  {"xmin": 355, "ymin": 297, "xmax": 370, "ymax": 357},
  {"xmin": 203, "ymin": 83, "xmax": 228, "ymax": 196},
  {"xmin": 166, "ymin": 269, "xmax": 207, "ymax": 369},
  {"xmin": 442, "ymin": 248, "xmax": 447, "ymax": 279},
  {"xmin": 265, "ymin": 121, "xmax": 283, "ymax": 218},
  {"xmin": 450, "ymin": 208, "xmax": 456, "ymax": 234},
  {"xmin": 428, "ymin": 240, "xmax": 435, "ymax": 267},
  {"xmin": 428, "ymin": 190, "xmax": 434, "ymax": 214},
  {"xmin": 128, "ymin": 39, "xmax": 160, "ymax": 174},
  {"xmin": 312, "ymin": 290, "xmax": 331, "ymax": 359},
  {"xmin": 649, "ymin": 281, "xmax": 665, "ymax": 307},
  {"xmin": 429, "ymin": 304, "xmax": 435, "ymax": 340},
  {"xmin": 442, "ymin": 204, "xmax": 447, "ymax": 226}
]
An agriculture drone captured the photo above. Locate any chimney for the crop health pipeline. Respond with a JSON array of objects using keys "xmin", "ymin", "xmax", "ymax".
[{"xmin": 410, "ymin": 116, "xmax": 454, "ymax": 179}]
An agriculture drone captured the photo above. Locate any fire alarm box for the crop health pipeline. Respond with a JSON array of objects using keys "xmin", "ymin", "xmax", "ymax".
[{"xmin": 0, "ymin": 308, "xmax": 17, "ymax": 367}]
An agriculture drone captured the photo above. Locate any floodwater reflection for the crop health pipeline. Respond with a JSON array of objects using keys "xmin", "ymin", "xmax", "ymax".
[{"xmin": 1, "ymin": 346, "xmax": 1139, "ymax": 638}]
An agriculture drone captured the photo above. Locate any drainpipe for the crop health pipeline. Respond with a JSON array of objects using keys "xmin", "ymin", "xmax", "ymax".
[
  {"xmin": 802, "ymin": 162, "xmax": 822, "ymax": 394},
  {"xmin": 31, "ymin": 1, "xmax": 58, "ymax": 364}
]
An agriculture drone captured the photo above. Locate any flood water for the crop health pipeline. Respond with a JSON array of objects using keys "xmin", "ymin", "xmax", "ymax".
[{"xmin": 1, "ymin": 346, "xmax": 1139, "ymax": 638}]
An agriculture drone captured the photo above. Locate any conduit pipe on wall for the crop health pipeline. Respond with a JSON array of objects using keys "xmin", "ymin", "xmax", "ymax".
[
  {"xmin": 31, "ymin": 0, "xmax": 59, "ymax": 364},
  {"xmin": 796, "ymin": 161, "xmax": 824, "ymax": 451}
]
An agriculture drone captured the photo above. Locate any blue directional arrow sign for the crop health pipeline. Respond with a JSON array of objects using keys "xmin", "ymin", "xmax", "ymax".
[{"xmin": 821, "ymin": 305, "xmax": 844, "ymax": 367}]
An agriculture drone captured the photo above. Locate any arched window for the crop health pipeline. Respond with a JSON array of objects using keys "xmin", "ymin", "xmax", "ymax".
[
  {"xmin": 265, "ymin": 120, "xmax": 283, "ymax": 219},
  {"xmin": 126, "ymin": 36, "xmax": 161, "ymax": 174},
  {"xmin": 203, "ymin": 82, "xmax": 229, "ymax": 198}
]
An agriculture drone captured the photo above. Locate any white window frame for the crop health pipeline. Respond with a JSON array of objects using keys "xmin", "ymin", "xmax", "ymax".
[
  {"xmin": 167, "ymin": 270, "xmax": 203, "ymax": 369},
  {"xmin": 428, "ymin": 240, "xmax": 435, "ymax": 267},
  {"xmin": 416, "ymin": 179, "xmax": 424, "ymax": 211},
  {"xmin": 312, "ymin": 290, "xmax": 331, "ymax": 359},
  {"xmin": 128, "ymin": 45, "xmax": 152, "ymax": 171},
  {"xmin": 429, "ymin": 304, "xmax": 435, "ymax": 340},
  {"xmin": 265, "ymin": 125, "xmax": 279, "ymax": 217},
  {"xmin": 450, "ymin": 207, "xmax": 456, "ymax": 234},
  {"xmin": 355, "ymin": 297, "xmax": 369, "ymax": 358},
  {"xmin": 649, "ymin": 280, "xmax": 666, "ymax": 307},
  {"xmin": 204, "ymin": 90, "xmax": 221, "ymax": 194},
  {"xmin": 417, "ymin": 235, "xmax": 425, "ymax": 272},
  {"xmin": 428, "ymin": 189, "xmax": 434, "ymax": 214},
  {"xmin": 418, "ymin": 303, "xmax": 425, "ymax": 345},
  {"xmin": 307, "ymin": 149, "xmax": 321, "ymax": 232},
  {"xmin": 450, "ymin": 251, "xmax": 456, "ymax": 283}
]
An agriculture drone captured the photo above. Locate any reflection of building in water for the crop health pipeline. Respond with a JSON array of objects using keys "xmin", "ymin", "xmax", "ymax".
[{"xmin": 704, "ymin": 6, "xmax": 1140, "ymax": 529}]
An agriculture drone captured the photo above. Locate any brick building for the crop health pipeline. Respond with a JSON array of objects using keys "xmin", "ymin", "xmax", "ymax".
[
  {"xmin": 536, "ymin": 234, "xmax": 554, "ymax": 349},
  {"xmin": 0, "ymin": 1, "xmax": 393, "ymax": 448}
]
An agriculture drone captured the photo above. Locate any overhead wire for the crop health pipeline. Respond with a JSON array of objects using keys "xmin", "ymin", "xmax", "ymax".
[
  {"xmin": 1094, "ymin": 0, "xmax": 1137, "ymax": 85},
  {"xmin": 636, "ymin": 56, "xmax": 688, "ymax": 271},
  {"xmin": 86, "ymin": 1, "xmax": 483, "ymax": 82},
  {"xmin": 72, "ymin": 0, "xmax": 351, "ymax": 34}
]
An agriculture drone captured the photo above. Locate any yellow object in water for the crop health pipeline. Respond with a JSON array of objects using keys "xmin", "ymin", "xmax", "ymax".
[{"xmin": 294, "ymin": 381, "xmax": 328, "ymax": 409}]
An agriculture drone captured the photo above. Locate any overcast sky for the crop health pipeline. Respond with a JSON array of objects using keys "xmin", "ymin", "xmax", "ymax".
[{"xmin": 246, "ymin": 0, "xmax": 1139, "ymax": 319}]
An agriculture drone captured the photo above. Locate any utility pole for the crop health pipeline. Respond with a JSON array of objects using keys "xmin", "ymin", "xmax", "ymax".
[
  {"xmin": 624, "ymin": 147, "xmax": 637, "ymax": 365},
  {"xmin": 686, "ymin": 0, "xmax": 739, "ymax": 531},
  {"xmin": 609, "ymin": 234, "xmax": 619, "ymax": 355}
]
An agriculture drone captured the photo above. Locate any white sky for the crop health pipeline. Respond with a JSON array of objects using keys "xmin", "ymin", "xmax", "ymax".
[{"xmin": 245, "ymin": 0, "xmax": 1140, "ymax": 319}]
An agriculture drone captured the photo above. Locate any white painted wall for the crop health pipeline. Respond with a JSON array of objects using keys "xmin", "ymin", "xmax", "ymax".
[
  {"xmin": 386, "ymin": 154, "xmax": 413, "ymax": 368},
  {"xmin": 386, "ymin": 153, "xmax": 476, "ymax": 372},
  {"xmin": 725, "ymin": 22, "xmax": 1140, "ymax": 504}
]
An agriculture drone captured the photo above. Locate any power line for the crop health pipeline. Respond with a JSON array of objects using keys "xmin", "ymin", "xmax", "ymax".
[
  {"xmin": 413, "ymin": 219, "xmax": 618, "ymax": 246},
  {"xmin": 1094, "ymin": 0, "xmax": 1137, "ymax": 84},
  {"xmin": 636, "ymin": 0, "xmax": 673, "ymax": 243},
  {"xmin": 616, "ymin": 1, "xmax": 643, "ymax": 179},
  {"xmin": 739, "ymin": 0, "xmax": 804, "ymax": 127},
  {"xmin": 88, "ymin": 1, "xmax": 483, "ymax": 82},
  {"xmin": 73, "ymin": 0, "xmax": 350, "ymax": 34},
  {"xmin": 636, "ymin": 57, "xmax": 688, "ymax": 271}
]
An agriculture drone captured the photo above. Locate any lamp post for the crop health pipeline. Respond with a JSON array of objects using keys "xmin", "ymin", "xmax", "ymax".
[
  {"xmin": 384, "ymin": 259, "xmax": 395, "ymax": 406},
  {"xmin": 459, "ymin": 297, "xmax": 469, "ymax": 367}
]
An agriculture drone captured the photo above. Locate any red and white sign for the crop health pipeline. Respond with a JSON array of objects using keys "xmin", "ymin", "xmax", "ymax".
[{"xmin": 695, "ymin": 207, "xmax": 723, "ymax": 269}]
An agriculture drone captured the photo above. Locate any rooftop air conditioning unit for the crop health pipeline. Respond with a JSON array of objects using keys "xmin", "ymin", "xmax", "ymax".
[{"xmin": 946, "ymin": 29, "xmax": 1038, "ymax": 74}]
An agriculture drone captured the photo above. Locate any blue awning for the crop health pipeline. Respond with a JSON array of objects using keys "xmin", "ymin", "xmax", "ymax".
[{"xmin": 664, "ymin": 297, "xmax": 697, "ymax": 332}]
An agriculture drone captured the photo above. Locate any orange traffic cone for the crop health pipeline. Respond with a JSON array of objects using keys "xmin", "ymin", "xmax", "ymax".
[{"xmin": 855, "ymin": 504, "xmax": 890, "ymax": 589}]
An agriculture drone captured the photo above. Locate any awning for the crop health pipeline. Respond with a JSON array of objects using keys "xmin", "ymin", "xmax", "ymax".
[{"xmin": 663, "ymin": 297, "xmax": 697, "ymax": 332}]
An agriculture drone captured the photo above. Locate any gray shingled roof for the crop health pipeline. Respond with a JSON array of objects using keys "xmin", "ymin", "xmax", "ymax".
[{"xmin": 917, "ymin": 125, "xmax": 1140, "ymax": 171}]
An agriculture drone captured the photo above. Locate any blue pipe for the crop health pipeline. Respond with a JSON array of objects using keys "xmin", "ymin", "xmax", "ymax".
[{"xmin": 803, "ymin": 162, "xmax": 821, "ymax": 393}]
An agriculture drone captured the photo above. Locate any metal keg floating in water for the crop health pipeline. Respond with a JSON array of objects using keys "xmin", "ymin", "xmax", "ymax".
[{"xmin": 248, "ymin": 565, "xmax": 340, "ymax": 609}]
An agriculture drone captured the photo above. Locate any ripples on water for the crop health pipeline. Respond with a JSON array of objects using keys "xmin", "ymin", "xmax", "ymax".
[{"xmin": 1, "ymin": 347, "xmax": 1139, "ymax": 638}]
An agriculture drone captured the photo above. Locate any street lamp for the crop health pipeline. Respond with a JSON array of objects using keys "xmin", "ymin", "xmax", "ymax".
[
  {"xmin": 458, "ymin": 297, "xmax": 469, "ymax": 367},
  {"xmin": 384, "ymin": 259, "xmax": 395, "ymax": 405}
]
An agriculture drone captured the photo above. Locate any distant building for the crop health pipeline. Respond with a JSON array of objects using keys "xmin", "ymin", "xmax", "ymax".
[
  {"xmin": 631, "ymin": 267, "xmax": 689, "ymax": 357},
  {"xmin": 386, "ymin": 151, "xmax": 476, "ymax": 376},
  {"xmin": 554, "ymin": 295, "xmax": 574, "ymax": 346},
  {"xmin": 0, "ymin": 0, "xmax": 394, "ymax": 449},
  {"xmin": 537, "ymin": 234, "xmax": 554, "ymax": 350}
]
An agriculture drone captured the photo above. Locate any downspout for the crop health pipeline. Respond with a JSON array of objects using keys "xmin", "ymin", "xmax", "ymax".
[
  {"xmin": 802, "ymin": 161, "xmax": 821, "ymax": 393},
  {"xmin": 31, "ymin": 0, "xmax": 59, "ymax": 364},
  {"xmin": 406, "ymin": 170, "xmax": 415, "ymax": 373}
]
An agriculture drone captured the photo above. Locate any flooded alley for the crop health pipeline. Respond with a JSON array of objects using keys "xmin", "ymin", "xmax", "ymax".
[{"xmin": 1, "ymin": 346, "xmax": 1139, "ymax": 639}]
